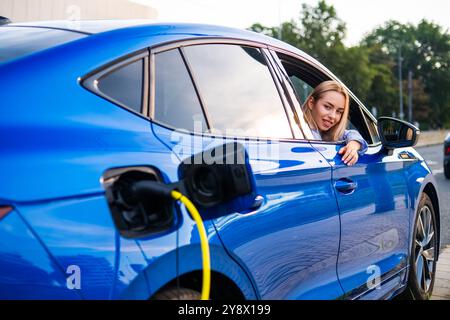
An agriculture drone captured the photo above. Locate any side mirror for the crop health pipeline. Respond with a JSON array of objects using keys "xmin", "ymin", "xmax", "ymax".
[{"xmin": 377, "ymin": 117, "xmax": 420, "ymax": 149}]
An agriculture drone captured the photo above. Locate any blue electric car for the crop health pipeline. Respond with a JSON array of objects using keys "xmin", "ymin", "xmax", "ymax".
[{"xmin": 0, "ymin": 20, "xmax": 441, "ymax": 300}]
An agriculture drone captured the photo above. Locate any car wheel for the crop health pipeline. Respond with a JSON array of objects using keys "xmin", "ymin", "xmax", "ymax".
[
  {"xmin": 444, "ymin": 164, "xmax": 450, "ymax": 179},
  {"xmin": 152, "ymin": 287, "xmax": 201, "ymax": 300},
  {"xmin": 401, "ymin": 193, "xmax": 438, "ymax": 300}
]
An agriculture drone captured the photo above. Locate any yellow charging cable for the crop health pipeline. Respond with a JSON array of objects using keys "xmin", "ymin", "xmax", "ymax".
[{"xmin": 171, "ymin": 190, "xmax": 211, "ymax": 300}]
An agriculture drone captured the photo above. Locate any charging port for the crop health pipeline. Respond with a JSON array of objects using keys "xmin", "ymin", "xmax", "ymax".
[{"xmin": 102, "ymin": 167, "xmax": 175, "ymax": 238}]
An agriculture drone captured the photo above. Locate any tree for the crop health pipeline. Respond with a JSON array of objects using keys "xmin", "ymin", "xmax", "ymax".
[
  {"xmin": 249, "ymin": 1, "xmax": 372, "ymax": 101},
  {"xmin": 363, "ymin": 20, "xmax": 450, "ymax": 128},
  {"xmin": 297, "ymin": 0, "xmax": 346, "ymax": 60},
  {"xmin": 407, "ymin": 78, "xmax": 432, "ymax": 129},
  {"xmin": 249, "ymin": 0, "xmax": 346, "ymax": 59},
  {"xmin": 249, "ymin": 1, "xmax": 450, "ymax": 128},
  {"xmin": 362, "ymin": 44, "xmax": 398, "ymax": 117}
]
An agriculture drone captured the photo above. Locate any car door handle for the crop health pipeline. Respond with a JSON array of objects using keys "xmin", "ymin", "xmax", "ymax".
[
  {"xmin": 335, "ymin": 178, "xmax": 357, "ymax": 193},
  {"xmin": 251, "ymin": 195, "xmax": 264, "ymax": 210}
]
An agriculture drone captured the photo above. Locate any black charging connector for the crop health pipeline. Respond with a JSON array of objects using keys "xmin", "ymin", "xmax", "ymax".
[
  {"xmin": 103, "ymin": 143, "xmax": 256, "ymax": 238},
  {"xmin": 103, "ymin": 168, "xmax": 176, "ymax": 239},
  {"xmin": 130, "ymin": 180, "xmax": 175, "ymax": 201}
]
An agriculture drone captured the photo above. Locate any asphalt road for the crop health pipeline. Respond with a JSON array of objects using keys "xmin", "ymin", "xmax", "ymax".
[{"xmin": 416, "ymin": 144, "xmax": 450, "ymax": 247}]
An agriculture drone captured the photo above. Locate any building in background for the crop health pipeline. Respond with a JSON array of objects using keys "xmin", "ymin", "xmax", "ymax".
[{"xmin": 0, "ymin": 0, "xmax": 157, "ymax": 22}]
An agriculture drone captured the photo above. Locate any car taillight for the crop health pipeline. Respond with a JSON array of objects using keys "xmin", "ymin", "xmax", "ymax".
[
  {"xmin": 445, "ymin": 146, "xmax": 450, "ymax": 156},
  {"xmin": 0, "ymin": 206, "xmax": 13, "ymax": 220}
]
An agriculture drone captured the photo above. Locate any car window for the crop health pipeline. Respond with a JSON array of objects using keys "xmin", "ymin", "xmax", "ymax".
[
  {"xmin": 0, "ymin": 26, "xmax": 86, "ymax": 64},
  {"xmin": 347, "ymin": 102, "xmax": 373, "ymax": 143},
  {"xmin": 183, "ymin": 44, "xmax": 293, "ymax": 139},
  {"xmin": 154, "ymin": 48, "xmax": 208, "ymax": 133},
  {"xmin": 362, "ymin": 110, "xmax": 380, "ymax": 144},
  {"xmin": 276, "ymin": 52, "xmax": 375, "ymax": 144},
  {"xmin": 281, "ymin": 59, "xmax": 315, "ymax": 105},
  {"xmin": 290, "ymin": 76, "xmax": 314, "ymax": 104},
  {"xmin": 97, "ymin": 59, "xmax": 143, "ymax": 114}
]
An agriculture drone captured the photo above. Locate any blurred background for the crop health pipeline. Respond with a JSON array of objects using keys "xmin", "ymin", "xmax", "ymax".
[{"xmin": 1, "ymin": 0, "xmax": 449, "ymax": 129}]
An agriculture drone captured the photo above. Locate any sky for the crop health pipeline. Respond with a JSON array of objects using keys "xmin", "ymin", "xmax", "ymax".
[{"xmin": 130, "ymin": 0, "xmax": 450, "ymax": 46}]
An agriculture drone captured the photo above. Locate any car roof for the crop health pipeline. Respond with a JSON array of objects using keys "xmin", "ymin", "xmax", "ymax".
[
  {"xmin": 7, "ymin": 19, "xmax": 155, "ymax": 35},
  {"xmin": 4, "ymin": 20, "xmax": 319, "ymax": 62},
  {"xmin": 2, "ymin": 19, "xmax": 337, "ymax": 99},
  {"xmin": 2, "ymin": 20, "xmax": 311, "ymax": 64},
  {"xmin": 6, "ymin": 20, "xmax": 296, "ymax": 51},
  {"xmin": 3, "ymin": 20, "xmax": 340, "ymax": 90},
  {"xmin": 2, "ymin": 20, "xmax": 342, "ymax": 89}
]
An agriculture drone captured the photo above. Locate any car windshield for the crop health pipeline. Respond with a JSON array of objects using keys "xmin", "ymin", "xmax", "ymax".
[{"xmin": 0, "ymin": 26, "xmax": 86, "ymax": 64}]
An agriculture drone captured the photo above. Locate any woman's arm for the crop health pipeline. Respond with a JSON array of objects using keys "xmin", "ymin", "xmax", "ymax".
[
  {"xmin": 344, "ymin": 130, "xmax": 368, "ymax": 155},
  {"xmin": 338, "ymin": 130, "xmax": 368, "ymax": 166}
]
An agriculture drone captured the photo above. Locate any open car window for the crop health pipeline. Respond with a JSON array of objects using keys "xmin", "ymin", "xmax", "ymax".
[{"xmin": 273, "ymin": 50, "xmax": 378, "ymax": 145}]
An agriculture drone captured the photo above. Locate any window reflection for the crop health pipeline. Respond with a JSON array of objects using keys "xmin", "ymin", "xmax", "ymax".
[
  {"xmin": 154, "ymin": 49, "xmax": 207, "ymax": 132},
  {"xmin": 183, "ymin": 44, "xmax": 293, "ymax": 139},
  {"xmin": 98, "ymin": 59, "xmax": 143, "ymax": 113}
]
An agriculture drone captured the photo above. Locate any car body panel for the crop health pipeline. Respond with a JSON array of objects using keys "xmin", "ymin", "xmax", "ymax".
[
  {"xmin": 16, "ymin": 195, "xmax": 161, "ymax": 299},
  {"xmin": 0, "ymin": 58, "xmax": 168, "ymax": 202},
  {"xmin": 152, "ymin": 122, "xmax": 344, "ymax": 300},
  {"xmin": 176, "ymin": 242, "xmax": 258, "ymax": 300},
  {"xmin": 310, "ymin": 142, "xmax": 431, "ymax": 298},
  {"xmin": 0, "ymin": 209, "xmax": 81, "ymax": 299}
]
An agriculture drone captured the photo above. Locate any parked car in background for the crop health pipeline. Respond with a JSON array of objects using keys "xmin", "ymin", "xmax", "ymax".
[
  {"xmin": 445, "ymin": 133, "xmax": 450, "ymax": 179},
  {"xmin": 0, "ymin": 20, "xmax": 441, "ymax": 300}
]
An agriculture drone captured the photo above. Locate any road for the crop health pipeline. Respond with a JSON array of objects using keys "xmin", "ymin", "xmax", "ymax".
[{"xmin": 416, "ymin": 144, "xmax": 450, "ymax": 247}]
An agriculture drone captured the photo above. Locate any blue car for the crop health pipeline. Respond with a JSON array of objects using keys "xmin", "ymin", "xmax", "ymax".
[{"xmin": 0, "ymin": 20, "xmax": 441, "ymax": 300}]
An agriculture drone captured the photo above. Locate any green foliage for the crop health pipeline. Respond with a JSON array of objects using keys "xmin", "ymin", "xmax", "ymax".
[
  {"xmin": 363, "ymin": 19, "xmax": 450, "ymax": 128},
  {"xmin": 297, "ymin": 0, "xmax": 346, "ymax": 53},
  {"xmin": 249, "ymin": 1, "xmax": 450, "ymax": 128}
]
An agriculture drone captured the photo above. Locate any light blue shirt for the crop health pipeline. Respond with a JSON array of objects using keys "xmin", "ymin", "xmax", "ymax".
[{"xmin": 311, "ymin": 129, "xmax": 368, "ymax": 156}]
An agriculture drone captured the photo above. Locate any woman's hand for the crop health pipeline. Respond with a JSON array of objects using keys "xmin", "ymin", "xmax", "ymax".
[{"xmin": 338, "ymin": 141, "xmax": 361, "ymax": 166}]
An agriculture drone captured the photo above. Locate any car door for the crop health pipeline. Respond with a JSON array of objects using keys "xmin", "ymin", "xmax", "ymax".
[
  {"xmin": 309, "ymin": 135, "xmax": 412, "ymax": 300},
  {"xmin": 149, "ymin": 41, "xmax": 344, "ymax": 299},
  {"xmin": 272, "ymin": 50, "xmax": 412, "ymax": 299}
]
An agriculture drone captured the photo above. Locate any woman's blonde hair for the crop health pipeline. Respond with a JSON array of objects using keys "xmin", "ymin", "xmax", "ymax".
[{"xmin": 302, "ymin": 80, "xmax": 350, "ymax": 142}]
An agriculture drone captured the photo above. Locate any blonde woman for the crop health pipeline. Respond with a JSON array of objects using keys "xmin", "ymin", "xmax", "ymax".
[{"xmin": 303, "ymin": 80, "xmax": 368, "ymax": 166}]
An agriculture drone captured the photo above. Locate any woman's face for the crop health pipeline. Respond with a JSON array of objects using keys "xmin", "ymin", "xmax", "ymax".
[{"xmin": 308, "ymin": 90, "xmax": 345, "ymax": 132}]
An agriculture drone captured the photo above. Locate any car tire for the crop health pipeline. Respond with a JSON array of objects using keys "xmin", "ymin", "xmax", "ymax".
[
  {"xmin": 444, "ymin": 164, "xmax": 450, "ymax": 179},
  {"xmin": 400, "ymin": 193, "xmax": 438, "ymax": 300},
  {"xmin": 152, "ymin": 287, "xmax": 202, "ymax": 300}
]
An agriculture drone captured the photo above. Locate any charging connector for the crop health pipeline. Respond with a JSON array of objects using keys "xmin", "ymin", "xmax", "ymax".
[{"xmin": 130, "ymin": 180, "xmax": 174, "ymax": 200}]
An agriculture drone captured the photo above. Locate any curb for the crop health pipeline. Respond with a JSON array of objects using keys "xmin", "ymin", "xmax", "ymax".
[{"xmin": 431, "ymin": 245, "xmax": 450, "ymax": 300}]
